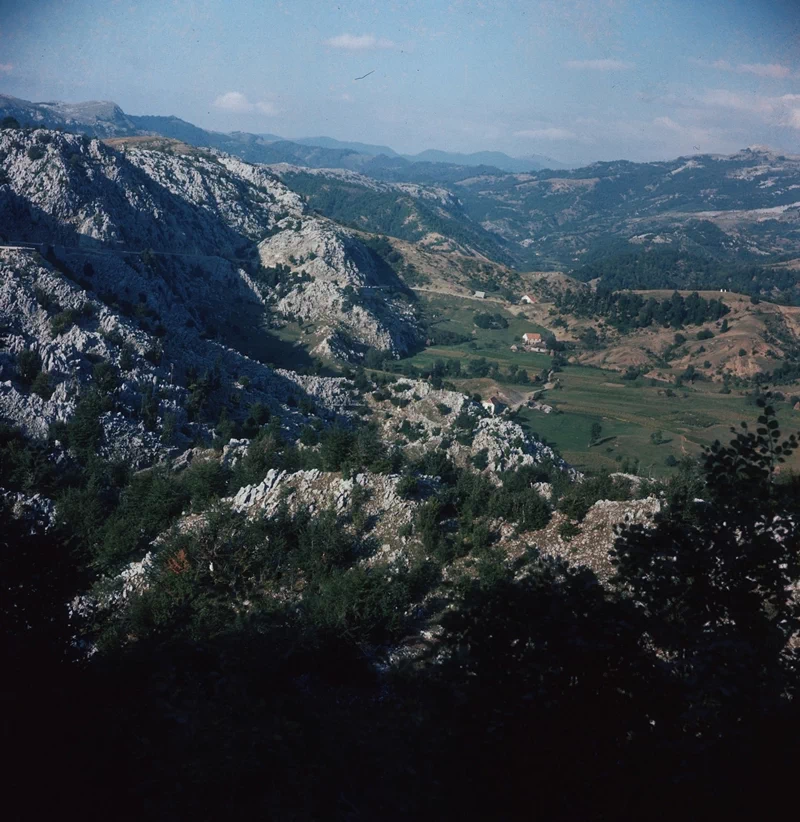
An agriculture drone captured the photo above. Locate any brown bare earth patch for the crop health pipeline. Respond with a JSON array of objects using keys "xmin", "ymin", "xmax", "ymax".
[{"xmin": 570, "ymin": 290, "xmax": 800, "ymax": 381}]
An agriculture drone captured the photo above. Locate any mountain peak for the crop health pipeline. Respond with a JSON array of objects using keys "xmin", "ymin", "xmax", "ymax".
[{"xmin": 41, "ymin": 99, "xmax": 128, "ymax": 123}]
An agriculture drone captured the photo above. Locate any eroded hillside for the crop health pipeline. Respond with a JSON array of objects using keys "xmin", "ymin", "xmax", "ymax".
[{"xmin": 0, "ymin": 128, "xmax": 420, "ymax": 362}]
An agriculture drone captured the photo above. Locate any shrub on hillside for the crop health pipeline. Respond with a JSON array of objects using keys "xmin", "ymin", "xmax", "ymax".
[
  {"xmin": 474, "ymin": 312, "xmax": 509, "ymax": 330},
  {"xmin": 16, "ymin": 350, "xmax": 42, "ymax": 385},
  {"xmin": 92, "ymin": 361, "xmax": 119, "ymax": 394},
  {"xmin": 31, "ymin": 371, "xmax": 53, "ymax": 400},
  {"xmin": 50, "ymin": 310, "xmax": 78, "ymax": 337}
]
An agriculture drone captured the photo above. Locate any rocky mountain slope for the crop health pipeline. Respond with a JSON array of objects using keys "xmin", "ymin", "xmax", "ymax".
[
  {"xmin": 0, "ymin": 95, "xmax": 140, "ymax": 136},
  {"xmin": 0, "ymin": 126, "xmax": 419, "ymax": 361},
  {"xmin": 7, "ymin": 100, "xmax": 796, "ymax": 822},
  {"xmin": 0, "ymin": 93, "xmax": 554, "ymax": 180},
  {"xmin": 0, "ymin": 124, "xmax": 572, "ymax": 469},
  {"xmin": 268, "ymin": 163, "xmax": 516, "ymax": 265},
  {"xmin": 242, "ymin": 147, "xmax": 800, "ymax": 277},
  {"xmin": 0, "ymin": 242, "xmax": 358, "ymax": 464},
  {"xmin": 2, "ymin": 114, "xmax": 790, "ymax": 627},
  {"xmin": 246, "ymin": 146, "xmax": 800, "ymax": 278},
  {"xmin": 7, "ymin": 94, "xmax": 800, "ymax": 284}
]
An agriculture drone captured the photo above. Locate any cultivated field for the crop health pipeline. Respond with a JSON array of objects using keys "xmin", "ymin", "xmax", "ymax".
[{"xmin": 406, "ymin": 292, "xmax": 800, "ymax": 475}]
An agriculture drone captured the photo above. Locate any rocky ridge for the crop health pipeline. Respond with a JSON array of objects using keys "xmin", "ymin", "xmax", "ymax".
[
  {"xmin": 0, "ymin": 244, "xmax": 360, "ymax": 463},
  {"xmin": 518, "ymin": 496, "xmax": 662, "ymax": 583},
  {"xmin": 1, "ymin": 123, "xmax": 670, "ymax": 680},
  {"xmin": 258, "ymin": 214, "xmax": 418, "ymax": 357},
  {"xmin": 362, "ymin": 377, "xmax": 572, "ymax": 474},
  {"xmin": 0, "ymin": 126, "xmax": 418, "ymax": 357},
  {"xmin": 231, "ymin": 467, "xmax": 422, "ymax": 553},
  {"xmin": 1, "ymin": 489, "xmax": 57, "ymax": 533},
  {"xmin": 268, "ymin": 163, "xmax": 460, "ymax": 208},
  {"xmin": 70, "ymin": 451, "xmax": 662, "ymax": 665}
]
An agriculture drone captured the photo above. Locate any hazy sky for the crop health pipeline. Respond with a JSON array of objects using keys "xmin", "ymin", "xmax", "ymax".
[{"xmin": 1, "ymin": 0, "xmax": 799, "ymax": 163}]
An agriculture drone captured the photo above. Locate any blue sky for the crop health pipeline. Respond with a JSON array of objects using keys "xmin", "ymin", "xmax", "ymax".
[{"xmin": 1, "ymin": 0, "xmax": 799, "ymax": 163}]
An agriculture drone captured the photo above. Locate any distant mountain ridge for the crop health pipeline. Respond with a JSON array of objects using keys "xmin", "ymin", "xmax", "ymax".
[
  {"xmin": 402, "ymin": 148, "xmax": 567, "ymax": 173},
  {"xmin": 0, "ymin": 93, "xmax": 567, "ymax": 175},
  {"xmin": 5, "ymin": 93, "xmax": 800, "ymax": 283},
  {"xmin": 291, "ymin": 135, "xmax": 400, "ymax": 157},
  {"xmin": 289, "ymin": 135, "xmax": 567, "ymax": 172}
]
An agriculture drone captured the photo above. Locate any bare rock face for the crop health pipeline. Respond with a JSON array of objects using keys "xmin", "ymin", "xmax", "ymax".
[
  {"xmin": 365, "ymin": 378, "xmax": 572, "ymax": 476},
  {"xmin": 230, "ymin": 468, "xmax": 419, "ymax": 532},
  {"xmin": 221, "ymin": 438, "xmax": 250, "ymax": 468},
  {"xmin": 522, "ymin": 496, "xmax": 663, "ymax": 583},
  {"xmin": 311, "ymin": 329, "xmax": 356, "ymax": 361},
  {"xmin": 276, "ymin": 369, "xmax": 359, "ymax": 416},
  {"xmin": 0, "ymin": 380, "xmax": 68, "ymax": 438},
  {"xmin": 0, "ymin": 127, "xmax": 420, "ymax": 367},
  {"xmin": 0, "ymin": 243, "xmax": 361, "ymax": 461},
  {"xmin": 1, "ymin": 127, "xmax": 403, "ymax": 461},
  {"xmin": 1, "ymin": 489, "xmax": 57, "ymax": 532},
  {"xmin": 0, "ymin": 128, "xmax": 283, "ymax": 253},
  {"xmin": 269, "ymin": 163, "xmax": 461, "ymax": 210},
  {"xmin": 98, "ymin": 411, "xmax": 165, "ymax": 468},
  {"xmin": 469, "ymin": 416, "xmax": 567, "ymax": 474},
  {"xmin": 259, "ymin": 215, "xmax": 418, "ymax": 357},
  {"xmin": 0, "ymin": 246, "xmax": 189, "ymax": 457},
  {"xmin": 73, "ymin": 466, "xmax": 425, "ymax": 633},
  {"xmin": 68, "ymin": 550, "xmax": 155, "ymax": 627}
]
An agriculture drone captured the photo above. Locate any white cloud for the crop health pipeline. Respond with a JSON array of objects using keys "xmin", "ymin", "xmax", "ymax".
[
  {"xmin": 700, "ymin": 88, "xmax": 774, "ymax": 114},
  {"xmin": 0, "ymin": 63, "xmax": 13, "ymax": 73},
  {"xmin": 738, "ymin": 63, "xmax": 791, "ymax": 79},
  {"xmin": 699, "ymin": 89, "xmax": 800, "ymax": 128},
  {"xmin": 689, "ymin": 57, "xmax": 792, "ymax": 79},
  {"xmin": 658, "ymin": 87, "xmax": 800, "ymax": 137},
  {"xmin": 689, "ymin": 58, "xmax": 734, "ymax": 72},
  {"xmin": 325, "ymin": 33, "xmax": 396, "ymax": 51},
  {"xmin": 640, "ymin": 116, "xmax": 722, "ymax": 154},
  {"xmin": 514, "ymin": 127, "xmax": 577, "ymax": 140},
  {"xmin": 653, "ymin": 116, "xmax": 712, "ymax": 142},
  {"xmin": 564, "ymin": 58, "xmax": 633, "ymax": 71},
  {"xmin": 641, "ymin": 84, "xmax": 800, "ymax": 133},
  {"xmin": 211, "ymin": 91, "xmax": 277, "ymax": 115},
  {"xmin": 569, "ymin": 114, "xmax": 739, "ymax": 158},
  {"xmin": 778, "ymin": 94, "xmax": 800, "ymax": 130}
]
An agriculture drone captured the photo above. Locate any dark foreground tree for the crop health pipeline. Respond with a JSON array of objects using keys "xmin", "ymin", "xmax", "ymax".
[
  {"xmin": 425, "ymin": 397, "xmax": 800, "ymax": 820},
  {"xmin": 610, "ymin": 395, "xmax": 800, "ymax": 814},
  {"xmin": 5, "ymin": 400, "xmax": 800, "ymax": 821}
]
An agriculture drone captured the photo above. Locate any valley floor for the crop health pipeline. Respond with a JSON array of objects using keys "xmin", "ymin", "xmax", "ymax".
[{"xmin": 384, "ymin": 289, "xmax": 800, "ymax": 475}]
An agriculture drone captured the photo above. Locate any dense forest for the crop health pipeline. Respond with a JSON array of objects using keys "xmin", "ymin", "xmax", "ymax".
[
  {"xmin": 571, "ymin": 246, "xmax": 800, "ymax": 302},
  {"xmin": 556, "ymin": 286, "xmax": 729, "ymax": 331}
]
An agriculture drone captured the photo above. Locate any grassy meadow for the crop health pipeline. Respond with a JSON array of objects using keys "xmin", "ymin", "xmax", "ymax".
[
  {"xmin": 420, "ymin": 291, "xmax": 549, "ymax": 348},
  {"xmin": 260, "ymin": 289, "xmax": 800, "ymax": 477},
  {"xmin": 403, "ymin": 292, "xmax": 800, "ymax": 476}
]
